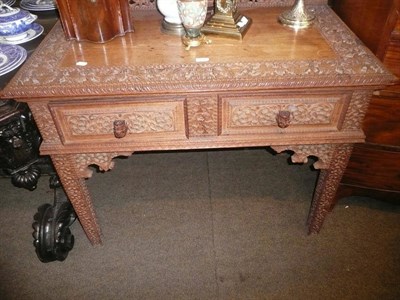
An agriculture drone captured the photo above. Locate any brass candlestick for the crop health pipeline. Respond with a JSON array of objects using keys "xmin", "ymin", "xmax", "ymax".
[
  {"xmin": 278, "ymin": 0, "xmax": 315, "ymax": 29},
  {"xmin": 201, "ymin": 0, "xmax": 252, "ymax": 40}
]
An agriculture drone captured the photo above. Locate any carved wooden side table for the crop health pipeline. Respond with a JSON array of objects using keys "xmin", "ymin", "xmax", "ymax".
[{"xmin": 1, "ymin": 4, "xmax": 395, "ymax": 248}]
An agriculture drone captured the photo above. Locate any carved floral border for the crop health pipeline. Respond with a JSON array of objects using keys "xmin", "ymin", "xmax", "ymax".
[{"xmin": 3, "ymin": 5, "xmax": 394, "ymax": 99}]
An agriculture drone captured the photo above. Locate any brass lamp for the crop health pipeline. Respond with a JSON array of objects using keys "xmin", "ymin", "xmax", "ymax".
[{"xmin": 201, "ymin": 0, "xmax": 252, "ymax": 40}]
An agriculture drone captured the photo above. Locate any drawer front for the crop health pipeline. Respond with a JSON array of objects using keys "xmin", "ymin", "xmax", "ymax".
[
  {"xmin": 49, "ymin": 98, "xmax": 188, "ymax": 145},
  {"xmin": 220, "ymin": 92, "xmax": 350, "ymax": 136}
]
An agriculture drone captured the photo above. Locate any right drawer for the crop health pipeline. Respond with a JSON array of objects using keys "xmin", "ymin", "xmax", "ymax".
[{"xmin": 219, "ymin": 92, "xmax": 351, "ymax": 136}]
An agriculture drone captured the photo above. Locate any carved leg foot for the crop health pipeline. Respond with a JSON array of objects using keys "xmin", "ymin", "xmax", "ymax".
[{"xmin": 307, "ymin": 144, "xmax": 353, "ymax": 234}]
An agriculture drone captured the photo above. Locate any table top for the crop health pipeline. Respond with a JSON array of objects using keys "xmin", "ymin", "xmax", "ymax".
[{"xmin": 1, "ymin": 6, "xmax": 396, "ymax": 100}]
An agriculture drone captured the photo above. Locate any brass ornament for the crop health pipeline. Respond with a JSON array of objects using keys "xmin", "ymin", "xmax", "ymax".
[
  {"xmin": 278, "ymin": 0, "xmax": 315, "ymax": 29},
  {"xmin": 201, "ymin": 0, "xmax": 252, "ymax": 40}
]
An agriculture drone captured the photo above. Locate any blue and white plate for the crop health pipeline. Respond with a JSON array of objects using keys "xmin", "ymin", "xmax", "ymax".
[
  {"xmin": 0, "ymin": 43, "xmax": 27, "ymax": 76},
  {"xmin": 20, "ymin": 0, "xmax": 56, "ymax": 12},
  {"xmin": 2, "ymin": 0, "xmax": 16, "ymax": 7},
  {"xmin": 0, "ymin": 22, "xmax": 43, "ymax": 44}
]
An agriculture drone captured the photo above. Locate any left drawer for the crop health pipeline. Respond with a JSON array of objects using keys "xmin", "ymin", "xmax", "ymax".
[{"xmin": 49, "ymin": 98, "xmax": 188, "ymax": 145}]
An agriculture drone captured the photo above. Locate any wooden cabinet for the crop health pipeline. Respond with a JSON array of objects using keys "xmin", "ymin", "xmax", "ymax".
[{"xmin": 332, "ymin": 0, "xmax": 400, "ymax": 203}]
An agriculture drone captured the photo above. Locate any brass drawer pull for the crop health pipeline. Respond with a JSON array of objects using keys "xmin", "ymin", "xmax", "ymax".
[
  {"xmin": 113, "ymin": 120, "xmax": 128, "ymax": 138},
  {"xmin": 276, "ymin": 110, "xmax": 291, "ymax": 128}
]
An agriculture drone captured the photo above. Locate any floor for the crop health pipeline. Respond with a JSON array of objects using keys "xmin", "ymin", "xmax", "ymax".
[{"xmin": 0, "ymin": 148, "xmax": 399, "ymax": 299}]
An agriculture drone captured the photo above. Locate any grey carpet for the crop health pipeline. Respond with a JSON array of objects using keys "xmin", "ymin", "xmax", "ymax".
[{"xmin": 0, "ymin": 148, "xmax": 399, "ymax": 299}]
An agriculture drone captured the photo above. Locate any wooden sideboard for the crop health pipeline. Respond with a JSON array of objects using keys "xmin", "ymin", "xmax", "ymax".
[
  {"xmin": 332, "ymin": 0, "xmax": 400, "ymax": 203},
  {"xmin": 1, "ymin": 3, "xmax": 395, "ymax": 246}
]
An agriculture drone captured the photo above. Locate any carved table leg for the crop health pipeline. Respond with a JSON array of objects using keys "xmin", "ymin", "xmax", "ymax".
[
  {"xmin": 307, "ymin": 144, "xmax": 353, "ymax": 234},
  {"xmin": 50, "ymin": 154, "xmax": 102, "ymax": 245},
  {"xmin": 272, "ymin": 143, "xmax": 354, "ymax": 234}
]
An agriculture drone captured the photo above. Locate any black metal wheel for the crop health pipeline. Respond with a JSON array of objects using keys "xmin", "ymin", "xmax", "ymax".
[{"xmin": 32, "ymin": 202, "xmax": 76, "ymax": 263}]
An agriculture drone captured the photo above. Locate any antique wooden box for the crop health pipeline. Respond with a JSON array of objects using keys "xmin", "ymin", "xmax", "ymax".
[{"xmin": 55, "ymin": 0, "xmax": 134, "ymax": 43}]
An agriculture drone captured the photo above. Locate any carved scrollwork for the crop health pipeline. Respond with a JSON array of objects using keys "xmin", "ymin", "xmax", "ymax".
[
  {"xmin": 342, "ymin": 91, "xmax": 372, "ymax": 131},
  {"xmin": 28, "ymin": 103, "xmax": 61, "ymax": 144},
  {"xmin": 186, "ymin": 96, "xmax": 218, "ymax": 136},
  {"xmin": 230, "ymin": 101, "xmax": 335, "ymax": 127},
  {"xmin": 307, "ymin": 143, "xmax": 353, "ymax": 233},
  {"xmin": 50, "ymin": 154, "xmax": 102, "ymax": 245},
  {"xmin": 2, "ymin": 6, "xmax": 393, "ymax": 99},
  {"xmin": 271, "ymin": 144, "xmax": 336, "ymax": 169},
  {"xmin": 129, "ymin": 0, "xmax": 155, "ymax": 10},
  {"xmin": 74, "ymin": 152, "xmax": 133, "ymax": 178},
  {"xmin": 67, "ymin": 111, "xmax": 175, "ymax": 136}
]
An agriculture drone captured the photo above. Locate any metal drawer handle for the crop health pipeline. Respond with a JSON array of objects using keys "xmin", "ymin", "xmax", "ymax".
[
  {"xmin": 113, "ymin": 120, "xmax": 128, "ymax": 138},
  {"xmin": 276, "ymin": 110, "xmax": 291, "ymax": 128}
]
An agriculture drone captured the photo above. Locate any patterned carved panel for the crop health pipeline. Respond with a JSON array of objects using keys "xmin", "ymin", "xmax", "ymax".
[
  {"xmin": 74, "ymin": 152, "xmax": 132, "ymax": 178},
  {"xmin": 186, "ymin": 95, "xmax": 218, "ymax": 136},
  {"xmin": 271, "ymin": 144, "xmax": 336, "ymax": 169},
  {"xmin": 49, "ymin": 99, "xmax": 188, "ymax": 144},
  {"xmin": 51, "ymin": 154, "xmax": 102, "ymax": 245},
  {"xmin": 231, "ymin": 102, "xmax": 334, "ymax": 125},
  {"xmin": 129, "ymin": 0, "xmax": 155, "ymax": 10},
  {"xmin": 28, "ymin": 103, "xmax": 61, "ymax": 144},
  {"xmin": 342, "ymin": 91, "xmax": 372, "ymax": 131},
  {"xmin": 67, "ymin": 111, "xmax": 175, "ymax": 135},
  {"xmin": 221, "ymin": 93, "xmax": 349, "ymax": 135},
  {"xmin": 3, "ymin": 6, "xmax": 393, "ymax": 99},
  {"xmin": 307, "ymin": 143, "xmax": 353, "ymax": 233}
]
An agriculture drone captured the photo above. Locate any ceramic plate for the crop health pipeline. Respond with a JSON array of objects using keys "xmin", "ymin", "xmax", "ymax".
[
  {"xmin": 2, "ymin": 0, "xmax": 16, "ymax": 6},
  {"xmin": 20, "ymin": 0, "xmax": 56, "ymax": 11},
  {"xmin": 0, "ymin": 52, "xmax": 8, "ymax": 68},
  {"xmin": 0, "ymin": 44, "xmax": 27, "ymax": 76},
  {"xmin": 0, "ymin": 23, "xmax": 44, "ymax": 44}
]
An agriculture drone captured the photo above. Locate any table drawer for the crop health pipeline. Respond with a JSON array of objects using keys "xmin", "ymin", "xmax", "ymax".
[
  {"xmin": 220, "ymin": 92, "xmax": 350, "ymax": 136},
  {"xmin": 49, "ymin": 98, "xmax": 188, "ymax": 145}
]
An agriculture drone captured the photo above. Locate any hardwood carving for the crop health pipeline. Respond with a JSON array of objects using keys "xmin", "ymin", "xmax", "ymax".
[
  {"xmin": 187, "ymin": 96, "xmax": 218, "ymax": 136},
  {"xmin": 341, "ymin": 91, "xmax": 372, "ymax": 131},
  {"xmin": 221, "ymin": 92, "xmax": 349, "ymax": 135},
  {"xmin": 49, "ymin": 99, "xmax": 188, "ymax": 145},
  {"xmin": 67, "ymin": 110, "xmax": 175, "ymax": 135},
  {"xmin": 113, "ymin": 120, "xmax": 128, "ymax": 138},
  {"xmin": 271, "ymin": 144, "xmax": 336, "ymax": 169},
  {"xmin": 51, "ymin": 154, "xmax": 103, "ymax": 245},
  {"xmin": 230, "ymin": 99, "xmax": 334, "ymax": 126},
  {"xmin": 2, "ymin": 7, "xmax": 393, "ymax": 99},
  {"xmin": 1, "ymin": 5, "xmax": 394, "ymax": 246},
  {"xmin": 74, "ymin": 152, "xmax": 132, "ymax": 178},
  {"xmin": 129, "ymin": 0, "xmax": 156, "ymax": 10},
  {"xmin": 28, "ymin": 103, "xmax": 61, "ymax": 144},
  {"xmin": 307, "ymin": 144, "xmax": 353, "ymax": 233}
]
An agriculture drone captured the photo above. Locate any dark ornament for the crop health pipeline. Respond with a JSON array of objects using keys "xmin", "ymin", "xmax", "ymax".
[
  {"xmin": 11, "ymin": 165, "xmax": 41, "ymax": 190},
  {"xmin": 32, "ymin": 176, "xmax": 76, "ymax": 263}
]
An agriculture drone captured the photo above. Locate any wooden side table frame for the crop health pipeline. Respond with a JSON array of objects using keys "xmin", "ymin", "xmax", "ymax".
[{"xmin": 1, "ymin": 5, "xmax": 395, "ymax": 246}]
